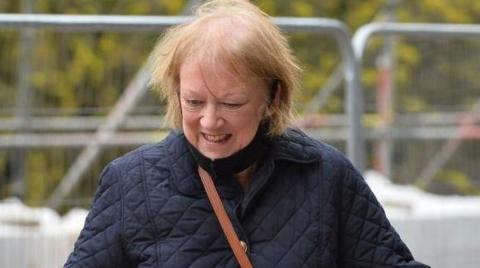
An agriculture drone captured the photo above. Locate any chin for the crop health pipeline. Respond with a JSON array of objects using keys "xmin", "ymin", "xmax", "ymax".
[
  {"xmin": 199, "ymin": 144, "xmax": 238, "ymax": 160},
  {"xmin": 204, "ymin": 152, "xmax": 230, "ymax": 160},
  {"xmin": 200, "ymin": 147, "xmax": 236, "ymax": 159}
]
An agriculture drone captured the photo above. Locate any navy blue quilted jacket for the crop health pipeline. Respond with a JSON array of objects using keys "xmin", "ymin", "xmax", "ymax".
[{"xmin": 65, "ymin": 129, "xmax": 428, "ymax": 267}]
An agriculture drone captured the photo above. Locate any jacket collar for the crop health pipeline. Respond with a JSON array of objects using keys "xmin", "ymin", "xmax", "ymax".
[
  {"xmin": 269, "ymin": 128, "xmax": 321, "ymax": 164},
  {"xmin": 164, "ymin": 128, "xmax": 320, "ymax": 198}
]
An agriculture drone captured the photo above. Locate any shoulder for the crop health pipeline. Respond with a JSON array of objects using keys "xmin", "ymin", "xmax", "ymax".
[
  {"xmin": 106, "ymin": 130, "xmax": 189, "ymax": 178},
  {"xmin": 272, "ymin": 127, "xmax": 354, "ymax": 171}
]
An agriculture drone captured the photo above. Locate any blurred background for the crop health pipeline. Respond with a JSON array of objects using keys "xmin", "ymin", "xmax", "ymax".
[{"xmin": 0, "ymin": 0, "xmax": 479, "ymax": 267}]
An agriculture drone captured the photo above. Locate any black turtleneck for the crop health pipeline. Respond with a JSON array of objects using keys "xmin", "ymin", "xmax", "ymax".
[{"xmin": 186, "ymin": 122, "xmax": 270, "ymax": 179}]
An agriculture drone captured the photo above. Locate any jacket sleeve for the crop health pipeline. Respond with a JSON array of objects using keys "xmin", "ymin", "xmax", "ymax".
[
  {"xmin": 64, "ymin": 163, "xmax": 131, "ymax": 268},
  {"xmin": 338, "ymin": 166, "xmax": 429, "ymax": 268}
]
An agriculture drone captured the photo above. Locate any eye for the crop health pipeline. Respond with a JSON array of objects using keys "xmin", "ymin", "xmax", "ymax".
[
  {"xmin": 222, "ymin": 102, "xmax": 243, "ymax": 109},
  {"xmin": 184, "ymin": 99, "xmax": 204, "ymax": 107}
]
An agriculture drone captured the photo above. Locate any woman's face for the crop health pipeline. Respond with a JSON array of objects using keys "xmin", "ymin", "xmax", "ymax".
[{"xmin": 179, "ymin": 60, "xmax": 268, "ymax": 159}]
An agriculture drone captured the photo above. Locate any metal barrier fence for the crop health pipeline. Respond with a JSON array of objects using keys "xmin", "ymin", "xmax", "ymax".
[
  {"xmin": 353, "ymin": 24, "xmax": 480, "ymax": 268},
  {"xmin": 0, "ymin": 14, "xmax": 364, "ymax": 208},
  {"xmin": 353, "ymin": 22, "xmax": 480, "ymax": 188},
  {"xmin": 2, "ymin": 16, "xmax": 479, "ymax": 203}
]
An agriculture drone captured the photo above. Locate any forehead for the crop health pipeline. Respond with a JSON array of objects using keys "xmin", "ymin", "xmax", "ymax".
[{"xmin": 179, "ymin": 59, "xmax": 265, "ymax": 97}]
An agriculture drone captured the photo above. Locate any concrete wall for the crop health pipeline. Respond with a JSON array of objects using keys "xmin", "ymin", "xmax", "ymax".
[{"xmin": 391, "ymin": 216, "xmax": 480, "ymax": 268}]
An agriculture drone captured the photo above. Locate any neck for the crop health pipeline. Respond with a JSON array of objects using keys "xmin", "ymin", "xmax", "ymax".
[{"xmin": 234, "ymin": 164, "xmax": 256, "ymax": 191}]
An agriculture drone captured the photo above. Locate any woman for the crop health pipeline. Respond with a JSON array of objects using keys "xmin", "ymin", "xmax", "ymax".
[{"xmin": 65, "ymin": 0, "xmax": 429, "ymax": 267}]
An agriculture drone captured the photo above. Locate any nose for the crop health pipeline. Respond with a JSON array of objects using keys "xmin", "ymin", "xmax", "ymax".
[{"xmin": 200, "ymin": 104, "xmax": 223, "ymax": 129}]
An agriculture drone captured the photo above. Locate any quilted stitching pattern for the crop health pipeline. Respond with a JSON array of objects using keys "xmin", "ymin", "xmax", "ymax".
[
  {"xmin": 65, "ymin": 129, "xmax": 429, "ymax": 268},
  {"xmin": 65, "ymin": 163, "xmax": 132, "ymax": 267}
]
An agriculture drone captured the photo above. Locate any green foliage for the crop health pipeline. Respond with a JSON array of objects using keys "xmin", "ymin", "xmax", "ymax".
[
  {"xmin": 434, "ymin": 169, "xmax": 480, "ymax": 195},
  {"xmin": 0, "ymin": 31, "xmax": 17, "ymax": 112},
  {"xmin": 0, "ymin": 1, "xmax": 18, "ymax": 12},
  {"xmin": 398, "ymin": 0, "xmax": 479, "ymax": 23},
  {"xmin": 36, "ymin": 0, "xmax": 183, "ymax": 15},
  {"xmin": 27, "ymin": 29, "xmax": 161, "ymax": 114},
  {"xmin": 0, "ymin": 151, "xmax": 7, "ymax": 196},
  {"xmin": 25, "ymin": 151, "xmax": 50, "ymax": 206}
]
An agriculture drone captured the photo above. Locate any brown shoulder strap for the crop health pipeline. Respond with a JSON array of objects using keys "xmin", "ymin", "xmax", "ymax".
[{"xmin": 198, "ymin": 167, "xmax": 253, "ymax": 268}]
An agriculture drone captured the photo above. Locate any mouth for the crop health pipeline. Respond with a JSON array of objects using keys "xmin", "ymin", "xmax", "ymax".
[{"xmin": 202, "ymin": 133, "xmax": 231, "ymax": 143}]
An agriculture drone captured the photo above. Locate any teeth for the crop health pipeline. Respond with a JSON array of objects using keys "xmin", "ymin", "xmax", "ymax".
[{"xmin": 203, "ymin": 134, "xmax": 228, "ymax": 142}]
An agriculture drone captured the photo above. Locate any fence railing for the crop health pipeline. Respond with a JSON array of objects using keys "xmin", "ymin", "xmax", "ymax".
[
  {"xmin": 352, "ymin": 22, "xmax": 480, "ymax": 188},
  {"xmin": 0, "ymin": 14, "xmax": 365, "ymax": 207},
  {"xmin": 3, "ymin": 15, "xmax": 480, "ymax": 204}
]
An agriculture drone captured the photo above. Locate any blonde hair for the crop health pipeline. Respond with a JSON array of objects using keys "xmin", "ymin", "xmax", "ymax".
[{"xmin": 150, "ymin": 0, "xmax": 301, "ymax": 136}]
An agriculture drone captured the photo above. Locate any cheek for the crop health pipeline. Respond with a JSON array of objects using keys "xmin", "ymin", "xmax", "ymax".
[
  {"xmin": 181, "ymin": 112, "xmax": 199, "ymax": 132},
  {"xmin": 234, "ymin": 110, "xmax": 264, "ymax": 140},
  {"xmin": 239, "ymin": 103, "xmax": 266, "ymax": 125}
]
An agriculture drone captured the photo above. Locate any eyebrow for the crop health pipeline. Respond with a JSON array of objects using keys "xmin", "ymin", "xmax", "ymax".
[
  {"xmin": 220, "ymin": 92, "xmax": 249, "ymax": 99},
  {"xmin": 180, "ymin": 87, "xmax": 249, "ymax": 99}
]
